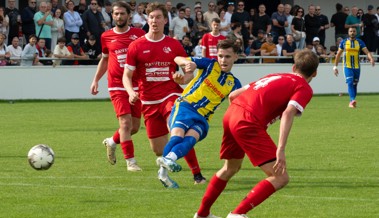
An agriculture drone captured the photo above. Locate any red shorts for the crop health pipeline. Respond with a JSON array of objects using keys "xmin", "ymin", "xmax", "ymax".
[
  {"xmin": 142, "ymin": 95, "xmax": 178, "ymax": 139},
  {"xmin": 220, "ymin": 104, "xmax": 277, "ymax": 167},
  {"xmin": 109, "ymin": 90, "xmax": 141, "ymax": 118}
]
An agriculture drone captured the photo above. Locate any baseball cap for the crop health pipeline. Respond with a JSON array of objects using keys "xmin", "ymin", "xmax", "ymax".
[
  {"xmin": 71, "ymin": 33, "xmax": 79, "ymax": 39},
  {"xmin": 258, "ymin": 29, "xmax": 266, "ymax": 34},
  {"xmin": 194, "ymin": 3, "xmax": 201, "ymax": 9},
  {"xmin": 368, "ymin": 5, "xmax": 374, "ymax": 10},
  {"xmin": 228, "ymin": 1, "xmax": 235, "ymax": 6},
  {"xmin": 313, "ymin": 37, "xmax": 320, "ymax": 42},
  {"xmin": 267, "ymin": 32, "xmax": 273, "ymax": 37}
]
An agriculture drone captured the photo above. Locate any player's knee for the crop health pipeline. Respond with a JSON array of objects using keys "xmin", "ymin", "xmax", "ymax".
[
  {"xmin": 131, "ymin": 126, "xmax": 139, "ymax": 135},
  {"xmin": 219, "ymin": 164, "xmax": 240, "ymax": 180},
  {"xmin": 276, "ymin": 173, "xmax": 290, "ymax": 189}
]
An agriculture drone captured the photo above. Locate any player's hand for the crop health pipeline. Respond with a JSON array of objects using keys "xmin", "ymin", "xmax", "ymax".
[
  {"xmin": 172, "ymin": 72, "xmax": 185, "ymax": 84},
  {"xmin": 183, "ymin": 62, "xmax": 196, "ymax": 74},
  {"xmin": 129, "ymin": 91, "xmax": 139, "ymax": 105},
  {"xmin": 273, "ymin": 150, "xmax": 286, "ymax": 175},
  {"xmin": 90, "ymin": 81, "xmax": 98, "ymax": 95},
  {"xmin": 370, "ymin": 59, "xmax": 375, "ymax": 67},
  {"xmin": 333, "ymin": 66, "xmax": 339, "ymax": 77}
]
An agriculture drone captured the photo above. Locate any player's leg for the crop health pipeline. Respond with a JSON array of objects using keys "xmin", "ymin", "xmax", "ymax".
[
  {"xmin": 196, "ymin": 158, "xmax": 243, "ymax": 218},
  {"xmin": 344, "ymin": 67, "xmax": 356, "ymax": 107},
  {"xmin": 119, "ymin": 113, "xmax": 141, "ymax": 171}
]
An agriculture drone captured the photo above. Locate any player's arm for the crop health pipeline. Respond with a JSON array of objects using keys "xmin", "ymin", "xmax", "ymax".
[
  {"xmin": 123, "ymin": 67, "xmax": 139, "ymax": 105},
  {"xmin": 274, "ymin": 104, "xmax": 298, "ymax": 175},
  {"xmin": 90, "ymin": 55, "xmax": 108, "ymax": 95},
  {"xmin": 333, "ymin": 49, "xmax": 344, "ymax": 76},
  {"xmin": 228, "ymin": 84, "xmax": 249, "ymax": 103},
  {"xmin": 362, "ymin": 47, "xmax": 375, "ymax": 67},
  {"xmin": 173, "ymin": 56, "xmax": 196, "ymax": 85}
]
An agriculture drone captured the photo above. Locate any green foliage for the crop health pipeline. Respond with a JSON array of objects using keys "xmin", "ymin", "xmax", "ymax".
[{"xmin": 1, "ymin": 96, "xmax": 378, "ymax": 218}]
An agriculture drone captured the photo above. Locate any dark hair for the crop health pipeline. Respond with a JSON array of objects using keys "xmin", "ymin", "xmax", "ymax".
[
  {"xmin": 336, "ymin": 3, "xmax": 343, "ymax": 11},
  {"xmin": 294, "ymin": 50, "xmax": 319, "ymax": 78},
  {"xmin": 57, "ymin": 37, "xmax": 66, "ymax": 43},
  {"xmin": 146, "ymin": 2, "xmax": 168, "ymax": 19},
  {"xmin": 329, "ymin": 45, "xmax": 337, "ymax": 52},
  {"xmin": 112, "ymin": 1, "xmax": 131, "ymax": 15},
  {"xmin": 212, "ymin": 18, "xmax": 221, "ymax": 24},
  {"xmin": 217, "ymin": 39, "xmax": 239, "ymax": 53},
  {"xmin": 29, "ymin": 34, "xmax": 37, "ymax": 40},
  {"xmin": 231, "ymin": 22, "xmax": 241, "ymax": 30}
]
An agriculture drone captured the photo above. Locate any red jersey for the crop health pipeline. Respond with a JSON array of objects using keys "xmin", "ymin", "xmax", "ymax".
[
  {"xmin": 201, "ymin": 33, "xmax": 226, "ymax": 59},
  {"xmin": 126, "ymin": 35, "xmax": 187, "ymax": 104},
  {"xmin": 101, "ymin": 27, "xmax": 145, "ymax": 89},
  {"xmin": 232, "ymin": 73, "xmax": 313, "ymax": 128}
]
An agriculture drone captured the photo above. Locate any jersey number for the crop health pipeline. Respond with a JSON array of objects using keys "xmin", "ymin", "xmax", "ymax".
[{"xmin": 253, "ymin": 76, "xmax": 281, "ymax": 90}]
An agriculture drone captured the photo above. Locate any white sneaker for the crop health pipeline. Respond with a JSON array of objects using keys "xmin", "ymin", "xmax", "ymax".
[
  {"xmin": 193, "ymin": 212, "xmax": 222, "ymax": 218},
  {"xmin": 103, "ymin": 138, "xmax": 116, "ymax": 165},
  {"xmin": 126, "ymin": 160, "xmax": 142, "ymax": 172},
  {"xmin": 226, "ymin": 212, "xmax": 249, "ymax": 218},
  {"xmin": 157, "ymin": 167, "xmax": 179, "ymax": 188},
  {"xmin": 156, "ymin": 157, "xmax": 182, "ymax": 172}
]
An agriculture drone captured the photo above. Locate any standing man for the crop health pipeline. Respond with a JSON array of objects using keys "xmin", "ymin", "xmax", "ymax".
[
  {"xmin": 345, "ymin": 6, "xmax": 362, "ymax": 39},
  {"xmin": 231, "ymin": 0, "xmax": 250, "ymax": 48},
  {"xmin": 252, "ymin": 4, "xmax": 272, "ymax": 38},
  {"xmin": 156, "ymin": 39, "xmax": 242, "ymax": 188},
  {"xmin": 330, "ymin": 3, "xmax": 348, "ymax": 43},
  {"xmin": 5, "ymin": 0, "xmax": 20, "ymax": 45},
  {"xmin": 271, "ymin": 4, "xmax": 287, "ymax": 44},
  {"xmin": 361, "ymin": 5, "xmax": 377, "ymax": 54},
  {"xmin": 304, "ymin": 5, "xmax": 321, "ymax": 48},
  {"xmin": 132, "ymin": 3, "xmax": 147, "ymax": 29},
  {"xmin": 170, "ymin": 8, "xmax": 189, "ymax": 40},
  {"xmin": 82, "ymin": 0, "xmax": 105, "ymax": 48},
  {"xmin": 123, "ymin": 2, "xmax": 205, "ymax": 187},
  {"xmin": 333, "ymin": 27, "xmax": 375, "ymax": 108},
  {"xmin": 21, "ymin": 0, "xmax": 37, "ymax": 44},
  {"xmin": 90, "ymin": 1, "xmax": 145, "ymax": 171},
  {"xmin": 33, "ymin": 1, "xmax": 53, "ymax": 50},
  {"xmin": 315, "ymin": 6, "xmax": 329, "ymax": 47},
  {"xmin": 203, "ymin": 1, "xmax": 219, "ymax": 30},
  {"xmin": 194, "ymin": 50, "xmax": 319, "ymax": 218},
  {"xmin": 202, "ymin": 18, "xmax": 226, "ymax": 59}
]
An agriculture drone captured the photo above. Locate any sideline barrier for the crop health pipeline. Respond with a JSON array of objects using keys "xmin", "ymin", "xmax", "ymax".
[{"xmin": 0, "ymin": 64, "xmax": 378, "ymax": 100}]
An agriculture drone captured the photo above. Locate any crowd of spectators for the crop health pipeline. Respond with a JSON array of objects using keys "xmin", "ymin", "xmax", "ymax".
[{"xmin": 1, "ymin": 0, "xmax": 379, "ymax": 66}]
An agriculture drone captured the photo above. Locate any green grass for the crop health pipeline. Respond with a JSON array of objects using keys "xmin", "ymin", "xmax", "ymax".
[{"xmin": 1, "ymin": 95, "xmax": 378, "ymax": 218}]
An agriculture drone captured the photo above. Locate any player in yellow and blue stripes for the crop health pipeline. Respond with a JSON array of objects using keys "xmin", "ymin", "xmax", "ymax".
[
  {"xmin": 333, "ymin": 27, "xmax": 375, "ymax": 108},
  {"xmin": 156, "ymin": 39, "xmax": 242, "ymax": 189}
]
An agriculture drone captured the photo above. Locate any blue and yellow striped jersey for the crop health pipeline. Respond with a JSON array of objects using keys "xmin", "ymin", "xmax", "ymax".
[
  {"xmin": 339, "ymin": 38, "xmax": 366, "ymax": 69},
  {"xmin": 180, "ymin": 57, "xmax": 241, "ymax": 122}
]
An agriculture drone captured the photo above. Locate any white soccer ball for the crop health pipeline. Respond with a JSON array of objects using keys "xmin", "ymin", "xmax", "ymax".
[{"xmin": 27, "ymin": 144, "xmax": 55, "ymax": 170}]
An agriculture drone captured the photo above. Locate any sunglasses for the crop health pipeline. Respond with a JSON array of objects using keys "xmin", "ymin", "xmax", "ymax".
[{"xmin": 91, "ymin": 3, "xmax": 97, "ymax": 5}]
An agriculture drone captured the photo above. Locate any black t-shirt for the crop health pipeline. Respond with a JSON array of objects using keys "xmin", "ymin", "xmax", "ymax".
[
  {"xmin": 330, "ymin": 12, "xmax": 348, "ymax": 35},
  {"xmin": 292, "ymin": 17, "xmax": 305, "ymax": 31},
  {"xmin": 252, "ymin": 14, "xmax": 272, "ymax": 36}
]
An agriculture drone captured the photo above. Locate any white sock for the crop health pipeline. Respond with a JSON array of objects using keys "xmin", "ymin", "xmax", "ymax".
[
  {"xmin": 166, "ymin": 152, "xmax": 178, "ymax": 161},
  {"xmin": 107, "ymin": 137, "xmax": 116, "ymax": 146}
]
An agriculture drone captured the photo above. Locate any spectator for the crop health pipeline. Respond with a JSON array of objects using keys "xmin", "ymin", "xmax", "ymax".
[
  {"xmin": 193, "ymin": 2, "xmax": 202, "ymax": 17},
  {"xmin": 132, "ymin": 3, "xmax": 147, "ymax": 29},
  {"xmin": 7, "ymin": 36, "xmax": 22, "ymax": 65},
  {"xmin": 260, "ymin": 32, "xmax": 278, "ymax": 63},
  {"xmin": 311, "ymin": 37, "xmax": 321, "ymax": 53},
  {"xmin": 21, "ymin": 34, "xmax": 39, "ymax": 66},
  {"xmin": 252, "ymin": 4, "xmax": 272, "ymax": 38},
  {"xmin": 345, "ymin": 6, "xmax": 362, "ymax": 38},
  {"xmin": 276, "ymin": 35, "xmax": 285, "ymax": 58},
  {"xmin": 50, "ymin": 0, "xmax": 59, "ymax": 15},
  {"xmin": 216, "ymin": 0, "xmax": 226, "ymax": 14},
  {"xmin": 82, "ymin": 34, "xmax": 101, "ymax": 65},
  {"xmin": 36, "ymin": 38, "xmax": 52, "ymax": 65},
  {"xmin": 34, "ymin": 1, "xmax": 53, "ymax": 50},
  {"xmin": 103, "ymin": 1, "xmax": 113, "ymax": 29},
  {"xmin": 82, "ymin": 0, "xmax": 105, "ymax": 47},
  {"xmin": 74, "ymin": 0, "xmax": 87, "ymax": 15},
  {"xmin": 305, "ymin": 5, "xmax": 321, "ymax": 47},
  {"xmin": 184, "ymin": 7, "xmax": 194, "ymax": 38},
  {"xmin": 51, "ymin": 8, "xmax": 64, "ymax": 50},
  {"xmin": 202, "ymin": 18, "xmax": 226, "ymax": 59},
  {"xmin": 234, "ymin": 37, "xmax": 246, "ymax": 63},
  {"xmin": 250, "ymin": 29, "xmax": 266, "ymax": 63},
  {"xmin": 227, "ymin": 22, "xmax": 243, "ymax": 48},
  {"xmin": 164, "ymin": 1, "xmax": 173, "ymax": 35},
  {"xmin": 344, "ymin": 6, "xmax": 350, "ymax": 15},
  {"xmin": 291, "ymin": 6, "xmax": 306, "ymax": 49},
  {"xmin": 66, "ymin": 33, "xmax": 87, "ymax": 65},
  {"xmin": 336, "ymin": 36, "xmax": 343, "ymax": 46},
  {"xmin": 315, "ymin": 6, "xmax": 329, "ymax": 47},
  {"xmin": 192, "ymin": 11, "xmax": 209, "ymax": 45},
  {"xmin": 271, "ymin": 4, "xmax": 287, "ymax": 44},
  {"xmin": 248, "ymin": 8, "xmax": 255, "ymax": 38},
  {"xmin": 361, "ymin": 5, "xmax": 378, "ymax": 53},
  {"xmin": 193, "ymin": 38, "xmax": 202, "ymax": 57},
  {"xmin": 52, "ymin": 37, "xmax": 72, "ymax": 66},
  {"xmin": 244, "ymin": 37, "xmax": 253, "ymax": 62},
  {"xmin": 170, "ymin": 8, "xmax": 189, "ymax": 41},
  {"xmin": 0, "ymin": 33, "xmax": 10, "ymax": 66},
  {"xmin": 5, "ymin": 0, "xmax": 20, "ymax": 45},
  {"xmin": 330, "ymin": 3, "xmax": 348, "ymax": 42},
  {"xmin": 231, "ymin": 0, "xmax": 250, "ymax": 48},
  {"xmin": 98, "ymin": 2, "xmax": 111, "ymax": 30},
  {"xmin": 129, "ymin": 0, "xmax": 137, "ymax": 16},
  {"xmin": 224, "ymin": 1, "xmax": 234, "ymax": 25},
  {"xmin": 315, "ymin": 44, "xmax": 327, "ymax": 63},
  {"xmin": 0, "ymin": 7, "xmax": 9, "ymax": 40},
  {"xmin": 21, "ymin": 0, "xmax": 37, "ymax": 42},
  {"xmin": 219, "ymin": 9, "xmax": 231, "ymax": 37},
  {"xmin": 203, "ymin": 1, "xmax": 220, "ymax": 30},
  {"xmin": 64, "ymin": 1, "xmax": 82, "ymax": 45},
  {"xmin": 181, "ymin": 35, "xmax": 194, "ymax": 56},
  {"xmin": 327, "ymin": 45, "xmax": 338, "ymax": 63},
  {"xmin": 284, "ymin": 4, "xmax": 293, "ymax": 35},
  {"xmin": 281, "ymin": 34, "xmax": 297, "ymax": 63}
]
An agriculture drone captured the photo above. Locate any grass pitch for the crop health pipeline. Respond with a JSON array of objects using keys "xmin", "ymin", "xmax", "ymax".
[{"xmin": 1, "ymin": 95, "xmax": 378, "ymax": 218}]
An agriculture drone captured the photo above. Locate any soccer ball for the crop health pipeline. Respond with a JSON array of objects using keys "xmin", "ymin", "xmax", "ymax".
[{"xmin": 27, "ymin": 144, "xmax": 55, "ymax": 170}]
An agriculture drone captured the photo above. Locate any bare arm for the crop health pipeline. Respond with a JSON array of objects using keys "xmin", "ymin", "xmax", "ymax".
[
  {"xmin": 228, "ymin": 85, "xmax": 249, "ymax": 103},
  {"xmin": 333, "ymin": 49, "xmax": 344, "ymax": 76},
  {"xmin": 362, "ymin": 47, "xmax": 375, "ymax": 67},
  {"xmin": 173, "ymin": 56, "xmax": 196, "ymax": 84},
  {"xmin": 122, "ymin": 67, "xmax": 139, "ymax": 105},
  {"xmin": 90, "ymin": 56, "xmax": 108, "ymax": 95}
]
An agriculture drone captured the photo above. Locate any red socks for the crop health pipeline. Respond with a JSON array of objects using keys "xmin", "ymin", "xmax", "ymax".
[
  {"xmin": 120, "ymin": 140, "xmax": 134, "ymax": 159},
  {"xmin": 232, "ymin": 179, "xmax": 276, "ymax": 214},
  {"xmin": 184, "ymin": 148, "xmax": 201, "ymax": 175},
  {"xmin": 112, "ymin": 130, "xmax": 120, "ymax": 144},
  {"xmin": 197, "ymin": 175, "xmax": 228, "ymax": 217}
]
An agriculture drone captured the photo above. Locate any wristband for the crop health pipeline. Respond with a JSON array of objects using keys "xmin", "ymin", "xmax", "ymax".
[{"xmin": 333, "ymin": 66, "xmax": 337, "ymax": 71}]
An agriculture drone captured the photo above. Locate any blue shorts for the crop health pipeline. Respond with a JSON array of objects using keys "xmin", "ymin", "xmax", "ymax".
[
  {"xmin": 168, "ymin": 101, "xmax": 209, "ymax": 141},
  {"xmin": 344, "ymin": 67, "xmax": 360, "ymax": 84}
]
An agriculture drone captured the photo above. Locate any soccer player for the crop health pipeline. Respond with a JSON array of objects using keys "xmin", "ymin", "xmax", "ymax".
[
  {"xmin": 202, "ymin": 18, "xmax": 226, "ymax": 59},
  {"xmin": 333, "ymin": 27, "xmax": 375, "ymax": 108},
  {"xmin": 156, "ymin": 39, "xmax": 242, "ymax": 188},
  {"xmin": 194, "ymin": 50, "xmax": 319, "ymax": 218},
  {"xmin": 123, "ymin": 2, "xmax": 205, "ymax": 187},
  {"xmin": 90, "ymin": 1, "xmax": 145, "ymax": 171}
]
